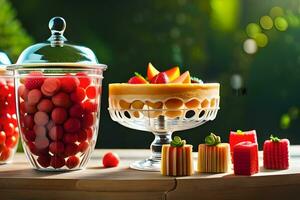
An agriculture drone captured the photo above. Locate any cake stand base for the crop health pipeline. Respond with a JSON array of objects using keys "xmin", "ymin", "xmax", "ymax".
[{"xmin": 130, "ymin": 158, "xmax": 161, "ymax": 171}]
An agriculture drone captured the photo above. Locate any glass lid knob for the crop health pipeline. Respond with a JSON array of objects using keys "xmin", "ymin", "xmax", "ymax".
[{"xmin": 47, "ymin": 16, "xmax": 67, "ymax": 46}]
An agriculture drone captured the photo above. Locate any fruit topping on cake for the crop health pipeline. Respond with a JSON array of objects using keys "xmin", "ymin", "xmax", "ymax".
[
  {"xmin": 128, "ymin": 72, "xmax": 148, "ymax": 84},
  {"xmin": 165, "ymin": 66, "xmax": 180, "ymax": 82},
  {"xmin": 147, "ymin": 62, "xmax": 160, "ymax": 81},
  {"xmin": 263, "ymin": 135, "xmax": 289, "ymax": 170},
  {"xmin": 127, "ymin": 63, "xmax": 201, "ymax": 84},
  {"xmin": 198, "ymin": 133, "xmax": 230, "ymax": 173},
  {"xmin": 161, "ymin": 136, "xmax": 194, "ymax": 176}
]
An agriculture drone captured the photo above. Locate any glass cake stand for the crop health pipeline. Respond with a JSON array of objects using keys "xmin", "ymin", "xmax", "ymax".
[{"xmin": 108, "ymin": 106, "xmax": 219, "ymax": 171}]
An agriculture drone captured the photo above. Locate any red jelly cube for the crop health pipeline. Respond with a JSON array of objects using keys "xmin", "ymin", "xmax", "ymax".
[
  {"xmin": 229, "ymin": 130, "xmax": 257, "ymax": 162},
  {"xmin": 263, "ymin": 138, "xmax": 289, "ymax": 170},
  {"xmin": 233, "ymin": 141, "xmax": 259, "ymax": 175}
]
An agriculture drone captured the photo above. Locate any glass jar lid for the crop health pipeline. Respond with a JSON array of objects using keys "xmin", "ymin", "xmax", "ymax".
[
  {"xmin": 13, "ymin": 17, "xmax": 106, "ymax": 69},
  {"xmin": 0, "ymin": 50, "xmax": 11, "ymax": 66},
  {"xmin": 0, "ymin": 50, "xmax": 12, "ymax": 76}
]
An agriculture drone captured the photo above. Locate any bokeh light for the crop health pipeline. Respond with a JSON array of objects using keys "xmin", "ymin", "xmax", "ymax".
[
  {"xmin": 210, "ymin": 0, "xmax": 239, "ymax": 31},
  {"xmin": 246, "ymin": 23, "xmax": 261, "ymax": 38},
  {"xmin": 270, "ymin": 6, "xmax": 284, "ymax": 18},
  {"xmin": 170, "ymin": 27, "xmax": 180, "ymax": 38},
  {"xmin": 289, "ymin": 107, "xmax": 299, "ymax": 119},
  {"xmin": 286, "ymin": 11, "xmax": 300, "ymax": 27},
  {"xmin": 243, "ymin": 39, "xmax": 257, "ymax": 54},
  {"xmin": 275, "ymin": 17, "xmax": 289, "ymax": 31},
  {"xmin": 254, "ymin": 33, "xmax": 268, "ymax": 47},
  {"xmin": 280, "ymin": 114, "xmax": 291, "ymax": 129},
  {"xmin": 230, "ymin": 74, "xmax": 243, "ymax": 89},
  {"xmin": 260, "ymin": 15, "xmax": 273, "ymax": 30}
]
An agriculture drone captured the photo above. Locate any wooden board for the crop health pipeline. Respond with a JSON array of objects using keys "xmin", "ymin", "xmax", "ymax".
[
  {"xmin": 167, "ymin": 146, "xmax": 300, "ymax": 200},
  {"xmin": 1, "ymin": 147, "xmax": 300, "ymax": 200},
  {"xmin": 0, "ymin": 149, "xmax": 175, "ymax": 200}
]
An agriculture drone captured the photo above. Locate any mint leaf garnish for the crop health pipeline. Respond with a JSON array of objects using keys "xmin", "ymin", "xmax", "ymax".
[
  {"xmin": 270, "ymin": 135, "xmax": 281, "ymax": 142},
  {"xmin": 171, "ymin": 136, "xmax": 186, "ymax": 147},
  {"xmin": 205, "ymin": 133, "xmax": 221, "ymax": 146},
  {"xmin": 191, "ymin": 76, "xmax": 203, "ymax": 84}
]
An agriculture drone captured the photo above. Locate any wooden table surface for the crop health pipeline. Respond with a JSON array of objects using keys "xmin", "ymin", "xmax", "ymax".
[{"xmin": 1, "ymin": 147, "xmax": 300, "ymax": 200}]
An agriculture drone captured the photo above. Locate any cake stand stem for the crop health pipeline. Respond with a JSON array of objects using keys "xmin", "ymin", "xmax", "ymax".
[
  {"xmin": 150, "ymin": 132, "xmax": 172, "ymax": 161},
  {"xmin": 130, "ymin": 132, "xmax": 172, "ymax": 171}
]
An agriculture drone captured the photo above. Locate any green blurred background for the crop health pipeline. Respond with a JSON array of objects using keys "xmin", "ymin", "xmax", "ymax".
[{"xmin": 1, "ymin": 0, "xmax": 300, "ymax": 149}]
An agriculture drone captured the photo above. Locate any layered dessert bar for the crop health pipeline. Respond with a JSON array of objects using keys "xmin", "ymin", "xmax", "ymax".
[
  {"xmin": 161, "ymin": 136, "xmax": 194, "ymax": 176},
  {"xmin": 198, "ymin": 133, "xmax": 230, "ymax": 173},
  {"xmin": 263, "ymin": 135, "xmax": 289, "ymax": 170}
]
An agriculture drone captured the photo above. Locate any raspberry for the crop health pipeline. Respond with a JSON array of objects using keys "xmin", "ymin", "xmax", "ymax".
[{"xmin": 24, "ymin": 71, "xmax": 45, "ymax": 90}]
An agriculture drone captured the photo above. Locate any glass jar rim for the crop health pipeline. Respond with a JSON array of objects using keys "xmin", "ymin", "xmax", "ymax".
[
  {"xmin": 0, "ymin": 68, "xmax": 13, "ymax": 77},
  {"xmin": 7, "ymin": 62, "xmax": 107, "ymax": 70}
]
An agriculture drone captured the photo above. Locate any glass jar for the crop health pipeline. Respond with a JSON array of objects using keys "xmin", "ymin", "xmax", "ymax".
[
  {"xmin": 8, "ymin": 17, "xmax": 107, "ymax": 171},
  {"xmin": 0, "ymin": 51, "xmax": 19, "ymax": 164}
]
